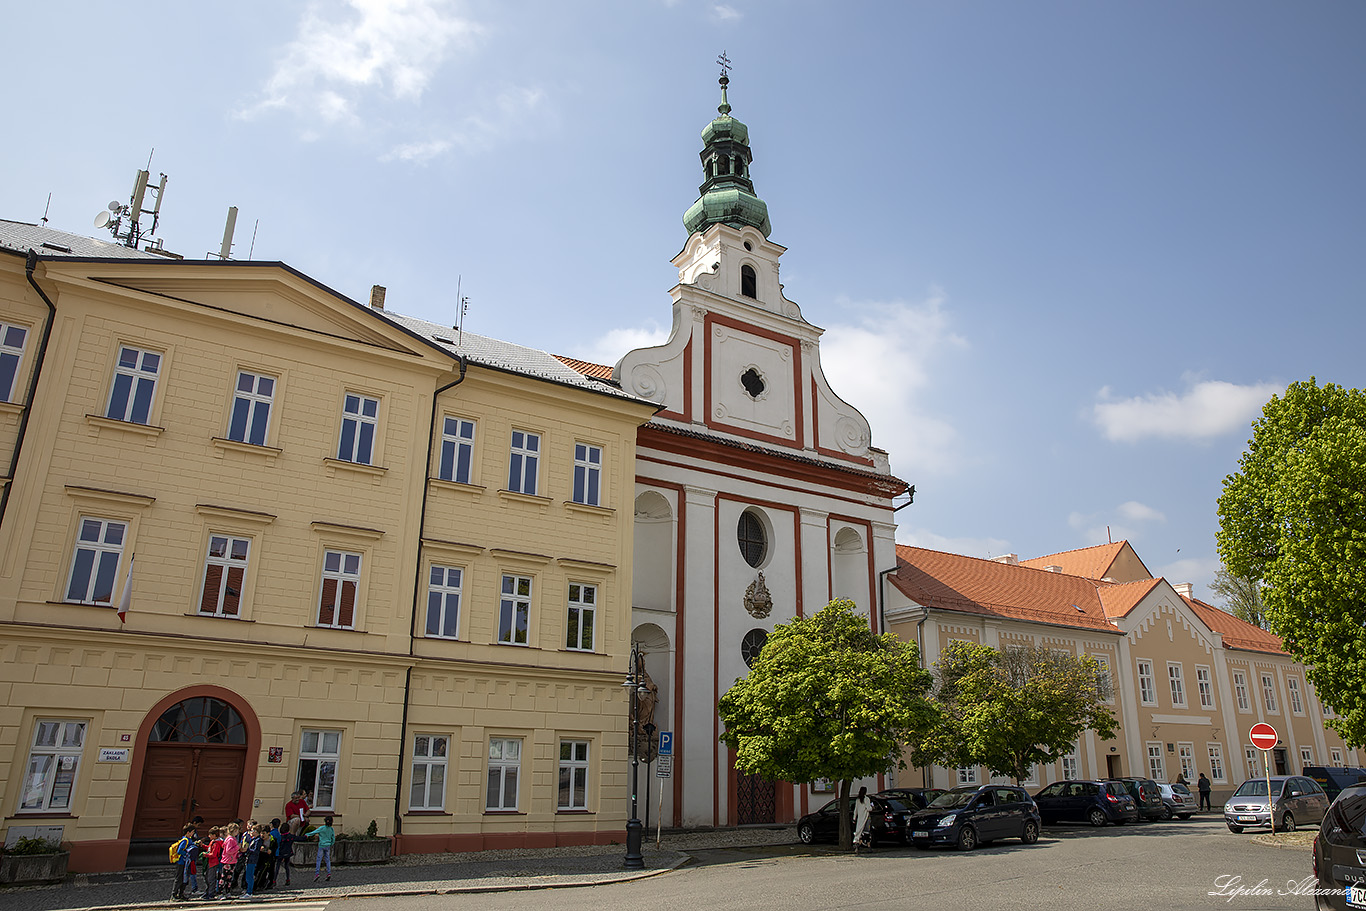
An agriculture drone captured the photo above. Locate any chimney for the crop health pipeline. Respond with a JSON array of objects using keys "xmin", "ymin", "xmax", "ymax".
[
  {"xmin": 992, "ymin": 554, "xmax": 1019, "ymax": 565},
  {"xmin": 1173, "ymin": 582, "xmax": 1194, "ymax": 599},
  {"xmin": 369, "ymin": 285, "xmax": 387, "ymax": 310},
  {"xmin": 1044, "ymin": 565, "xmax": 1063, "ymax": 573}
]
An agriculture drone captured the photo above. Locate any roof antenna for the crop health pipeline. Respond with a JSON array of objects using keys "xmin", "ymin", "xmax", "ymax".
[
  {"xmin": 455, "ymin": 276, "xmax": 469, "ymax": 345},
  {"xmin": 248, "ymin": 219, "xmax": 259, "ymax": 259},
  {"xmin": 41, "ymin": 193, "xmax": 51, "ymax": 227},
  {"xmin": 1107, "ymin": 525, "xmax": 1113, "ymax": 544}
]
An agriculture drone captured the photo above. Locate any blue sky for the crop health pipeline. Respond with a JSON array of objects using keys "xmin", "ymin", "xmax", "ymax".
[{"xmin": 6, "ymin": 1, "xmax": 1363, "ymax": 603}]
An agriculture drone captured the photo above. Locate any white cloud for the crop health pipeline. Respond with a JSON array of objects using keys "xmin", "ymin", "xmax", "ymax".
[
  {"xmin": 570, "ymin": 323, "xmax": 672, "ymax": 369},
  {"xmin": 819, "ymin": 291, "xmax": 969, "ymax": 477},
  {"xmin": 1117, "ymin": 500, "xmax": 1165, "ymax": 523},
  {"xmin": 239, "ymin": 0, "xmax": 481, "ymax": 125},
  {"xmin": 1067, "ymin": 500, "xmax": 1165, "ymax": 548},
  {"xmin": 1155, "ymin": 555, "xmax": 1222, "ymax": 599},
  {"xmin": 380, "ymin": 139, "xmax": 453, "ymax": 163},
  {"xmin": 895, "ymin": 527, "xmax": 1011, "ymax": 560},
  {"xmin": 1091, "ymin": 378, "xmax": 1281, "ymax": 443},
  {"xmin": 379, "ymin": 84, "xmax": 547, "ymax": 161},
  {"xmin": 712, "ymin": 5, "xmax": 743, "ymax": 21}
]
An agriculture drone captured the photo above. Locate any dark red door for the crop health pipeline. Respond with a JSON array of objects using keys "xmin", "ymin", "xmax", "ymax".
[{"xmin": 133, "ymin": 745, "xmax": 245, "ymax": 838}]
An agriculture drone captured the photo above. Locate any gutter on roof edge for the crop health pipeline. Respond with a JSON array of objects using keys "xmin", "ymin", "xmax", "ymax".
[{"xmin": 1, "ymin": 251, "xmax": 58, "ymax": 532}]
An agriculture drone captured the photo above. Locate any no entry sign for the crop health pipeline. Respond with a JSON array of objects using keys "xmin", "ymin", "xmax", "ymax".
[{"xmin": 1250, "ymin": 723, "xmax": 1278, "ymax": 750}]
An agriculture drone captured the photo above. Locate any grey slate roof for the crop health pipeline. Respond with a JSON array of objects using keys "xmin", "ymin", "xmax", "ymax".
[
  {"xmin": 0, "ymin": 220, "xmax": 166, "ymax": 260},
  {"xmin": 379, "ymin": 311, "xmax": 659, "ymax": 408}
]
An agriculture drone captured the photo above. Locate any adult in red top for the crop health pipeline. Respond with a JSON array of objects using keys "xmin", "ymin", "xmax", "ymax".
[{"xmin": 283, "ymin": 791, "xmax": 309, "ymax": 834}]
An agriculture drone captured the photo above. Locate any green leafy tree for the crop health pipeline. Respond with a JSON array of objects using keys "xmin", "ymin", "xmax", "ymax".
[
  {"xmin": 717, "ymin": 600, "xmax": 936, "ymax": 849},
  {"xmin": 1217, "ymin": 378, "xmax": 1366, "ymax": 746},
  {"xmin": 1208, "ymin": 567, "xmax": 1267, "ymax": 629},
  {"xmin": 914, "ymin": 641, "xmax": 1119, "ymax": 784}
]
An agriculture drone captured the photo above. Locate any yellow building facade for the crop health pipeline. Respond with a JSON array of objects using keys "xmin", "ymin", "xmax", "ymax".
[{"xmin": 0, "ymin": 223, "xmax": 656, "ymax": 871}]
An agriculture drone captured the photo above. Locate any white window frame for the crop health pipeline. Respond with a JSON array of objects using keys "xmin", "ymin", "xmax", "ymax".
[
  {"xmin": 956, "ymin": 765, "xmax": 979, "ymax": 785},
  {"xmin": 486, "ymin": 737, "xmax": 522, "ymax": 810},
  {"xmin": 19, "ymin": 720, "xmax": 87, "ymax": 812},
  {"xmin": 227, "ymin": 370, "xmax": 275, "ymax": 446},
  {"xmin": 1137, "ymin": 659, "xmax": 1157, "ymax": 706},
  {"xmin": 1178, "ymin": 742, "xmax": 1196, "ymax": 781},
  {"xmin": 1233, "ymin": 671, "xmax": 1251, "ymax": 712},
  {"xmin": 438, "ymin": 417, "xmax": 476, "ymax": 484},
  {"xmin": 0, "ymin": 320, "xmax": 28, "ymax": 403},
  {"xmin": 507, "ymin": 430, "xmax": 540, "ymax": 495},
  {"xmin": 298, "ymin": 729, "xmax": 341, "ymax": 811},
  {"xmin": 572, "ymin": 443, "xmax": 602, "ymax": 506},
  {"xmin": 565, "ymin": 582, "xmax": 596, "ymax": 651},
  {"xmin": 498, "ymin": 574, "xmax": 532, "ymax": 646},
  {"xmin": 1287, "ymin": 676, "xmax": 1305, "ymax": 715},
  {"xmin": 1332, "ymin": 748, "xmax": 1343, "ymax": 765},
  {"xmin": 409, "ymin": 733, "xmax": 449, "ymax": 811},
  {"xmin": 558, "ymin": 739, "xmax": 590, "ymax": 810},
  {"xmin": 1208, "ymin": 744, "xmax": 1226, "ymax": 783},
  {"xmin": 1021, "ymin": 764, "xmax": 1039, "ymax": 787},
  {"xmin": 1195, "ymin": 665, "xmax": 1215, "ymax": 709},
  {"xmin": 317, "ymin": 549, "xmax": 362, "ymax": 630},
  {"xmin": 1092, "ymin": 655, "xmax": 1114, "ymax": 704},
  {"xmin": 337, "ymin": 392, "xmax": 380, "ymax": 465},
  {"xmin": 198, "ymin": 534, "xmax": 250, "ymax": 618},
  {"xmin": 1301, "ymin": 747, "xmax": 1314, "ymax": 770},
  {"xmin": 1261, "ymin": 673, "xmax": 1279, "ymax": 713},
  {"xmin": 1147, "ymin": 742, "xmax": 1166, "ymax": 781},
  {"xmin": 1061, "ymin": 745, "xmax": 1080, "ymax": 780},
  {"xmin": 1167, "ymin": 662, "xmax": 1187, "ymax": 708},
  {"xmin": 1246, "ymin": 747, "xmax": 1260, "ymax": 779},
  {"xmin": 105, "ymin": 344, "xmax": 161, "ymax": 424},
  {"xmin": 425, "ymin": 564, "xmax": 463, "ymax": 639},
  {"xmin": 65, "ymin": 517, "xmax": 127, "ymax": 605}
]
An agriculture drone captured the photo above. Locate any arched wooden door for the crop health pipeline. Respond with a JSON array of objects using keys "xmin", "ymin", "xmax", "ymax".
[{"xmin": 132, "ymin": 697, "xmax": 248, "ymax": 838}]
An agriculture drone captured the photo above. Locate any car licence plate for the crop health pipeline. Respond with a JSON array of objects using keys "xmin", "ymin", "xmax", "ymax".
[
  {"xmin": 912, "ymin": 831, "xmax": 929, "ymax": 839},
  {"xmin": 1346, "ymin": 883, "xmax": 1366, "ymax": 909},
  {"xmin": 1236, "ymin": 815, "xmax": 1258, "ymax": 822}
]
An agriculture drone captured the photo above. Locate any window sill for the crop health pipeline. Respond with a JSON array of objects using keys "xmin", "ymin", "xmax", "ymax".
[
  {"xmin": 313, "ymin": 625, "xmax": 368, "ymax": 634},
  {"xmin": 428, "ymin": 478, "xmax": 486, "ymax": 497},
  {"xmin": 323, "ymin": 457, "xmax": 388, "ymax": 479},
  {"xmin": 85, "ymin": 414, "xmax": 165, "ymax": 438},
  {"xmin": 402, "ymin": 810, "xmax": 452, "ymax": 817},
  {"xmin": 497, "ymin": 489, "xmax": 552, "ymax": 508},
  {"xmin": 6, "ymin": 812, "xmax": 78, "ymax": 820},
  {"xmin": 211, "ymin": 437, "xmax": 283, "ymax": 462},
  {"xmin": 555, "ymin": 809, "xmax": 595, "ymax": 816},
  {"xmin": 0, "ymin": 400, "xmax": 23, "ymax": 417},
  {"xmin": 187, "ymin": 613, "xmax": 255, "ymax": 622},
  {"xmin": 563, "ymin": 500, "xmax": 615, "ymax": 519},
  {"xmin": 559, "ymin": 647, "xmax": 597, "ymax": 656},
  {"xmin": 49, "ymin": 599, "xmax": 115, "ymax": 610},
  {"xmin": 491, "ymin": 641, "xmax": 538, "ymax": 649},
  {"xmin": 482, "ymin": 810, "xmax": 524, "ymax": 816}
]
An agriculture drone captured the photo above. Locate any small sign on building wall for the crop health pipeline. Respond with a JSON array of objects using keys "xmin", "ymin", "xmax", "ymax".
[
  {"xmin": 98, "ymin": 748, "xmax": 130, "ymax": 763},
  {"xmin": 268, "ymin": 747, "xmax": 284, "ymax": 763}
]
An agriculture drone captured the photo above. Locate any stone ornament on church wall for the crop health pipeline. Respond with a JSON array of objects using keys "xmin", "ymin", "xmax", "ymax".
[{"xmin": 744, "ymin": 572, "xmax": 773, "ymax": 619}]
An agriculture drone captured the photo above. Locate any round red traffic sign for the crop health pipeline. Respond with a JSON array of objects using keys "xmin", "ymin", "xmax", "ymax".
[{"xmin": 1250, "ymin": 722, "xmax": 1278, "ymax": 750}]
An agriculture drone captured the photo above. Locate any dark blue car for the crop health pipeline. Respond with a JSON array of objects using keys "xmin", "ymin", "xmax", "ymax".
[
  {"xmin": 1034, "ymin": 779, "xmax": 1139, "ymax": 826},
  {"xmin": 906, "ymin": 785, "xmax": 1041, "ymax": 850}
]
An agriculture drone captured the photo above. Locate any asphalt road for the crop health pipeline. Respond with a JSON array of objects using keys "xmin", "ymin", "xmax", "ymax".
[{"xmin": 344, "ymin": 818, "xmax": 1320, "ymax": 911}]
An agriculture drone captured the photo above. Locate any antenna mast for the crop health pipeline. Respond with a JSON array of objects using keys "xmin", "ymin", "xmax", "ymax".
[
  {"xmin": 456, "ymin": 276, "xmax": 470, "ymax": 345},
  {"xmin": 94, "ymin": 161, "xmax": 170, "ymax": 251}
]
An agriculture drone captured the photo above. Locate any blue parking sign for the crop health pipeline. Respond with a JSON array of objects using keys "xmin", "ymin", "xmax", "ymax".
[{"xmin": 658, "ymin": 731, "xmax": 673, "ymax": 756}]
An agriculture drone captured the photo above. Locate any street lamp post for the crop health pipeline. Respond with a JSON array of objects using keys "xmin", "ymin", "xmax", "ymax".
[{"xmin": 623, "ymin": 644, "xmax": 646, "ymax": 869}]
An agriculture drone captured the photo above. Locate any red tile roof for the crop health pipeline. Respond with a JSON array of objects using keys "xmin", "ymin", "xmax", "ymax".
[
  {"xmin": 892, "ymin": 545, "xmax": 1120, "ymax": 634},
  {"xmin": 1020, "ymin": 541, "xmax": 1150, "ymax": 581},
  {"xmin": 554, "ymin": 355, "xmax": 615, "ymax": 380},
  {"xmin": 1182, "ymin": 595, "xmax": 1285, "ymax": 655},
  {"xmin": 1096, "ymin": 578, "xmax": 1163, "ymax": 619}
]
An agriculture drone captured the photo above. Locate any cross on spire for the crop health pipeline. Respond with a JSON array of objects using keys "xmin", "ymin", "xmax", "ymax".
[{"xmin": 716, "ymin": 50, "xmax": 732, "ymax": 79}]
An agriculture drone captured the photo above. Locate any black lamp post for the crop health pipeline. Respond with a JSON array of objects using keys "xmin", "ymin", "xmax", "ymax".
[{"xmin": 623, "ymin": 643, "xmax": 646, "ymax": 869}]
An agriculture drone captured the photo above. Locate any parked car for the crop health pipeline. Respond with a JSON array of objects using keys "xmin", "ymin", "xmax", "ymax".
[
  {"xmin": 1311, "ymin": 783, "xmax": 1366, "ymax": 910},
  {"xmin": 1224, "ymin": 775, "xmax": 1330, "ymax": 833},
  {"xmin": 905, "ymin": 785, "xmax": 1041, "ymax": 850},
  {"xmin": 1155, "ymin": 781, "xmax": 1196, "ymax": 819},
  {"xmin": 1034, "ymin": 779, "xmax": 1139, "ymax": 826},
  {"xmin": 797, "ymin": 794, "xmax": 911, "ymax": 847},
  {"xmin": 1116, "ymin": 777, "xmax": 1166, "ymax": 821},
  {"xmin": 877, "ymin": 787, "xmax": 947, "ymax": 811},
  {"xmin": 1304, "ymin": 766, "xmax": 1366, "ymax": 802}
]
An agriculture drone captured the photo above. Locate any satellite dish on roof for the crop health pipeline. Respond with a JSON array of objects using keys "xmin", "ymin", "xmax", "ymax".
[
  {"xmin": 108, "ymin": 201, "xmax": 121, "ymax": 212},
  {"xmin": 94, "ymin": 210, "xmax": 112, "ymax": 229}
]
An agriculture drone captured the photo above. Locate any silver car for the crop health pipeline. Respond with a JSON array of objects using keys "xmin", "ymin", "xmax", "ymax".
[
  {"xmin": 1224, "ymin": 775, "xmax": 1329, "ymax": 832},
  {"xmin": 1156, "ymin": 781, "xmax": 1195, "ymax": 819}
]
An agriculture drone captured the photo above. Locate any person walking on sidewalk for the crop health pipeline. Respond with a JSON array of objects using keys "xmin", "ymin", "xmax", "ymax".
[
  {"xmin": 306, "ymin": 815, "xmax": 336, "ymax": 882},
  {"xmin": 1197, "ymin": 772, "xmax": 1213, "ymax": 812},
  {"xmin": 852, "ymin": 787, "xmax": 873, "ymax": 854}
]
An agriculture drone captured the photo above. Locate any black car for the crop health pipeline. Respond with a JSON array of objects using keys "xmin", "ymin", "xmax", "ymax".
[
  {"xmin": 877, "ymin": 787, "xmax": 947, "ymax": 811},
  {"xmin": 905, "ymin": 785, "xmax": 1041, "ymax": 850},
  {"xmin": 1305, "ymin": 767, "xmax": 1366, "ymax": 803},
  {"xmin": 796, "ymin": 795, "xmax": 911, "ymax": 847},
  {"xmin": 1116, "ymin": 777, "xmax": 1166, "ymax": 821},
  {"xmin": 1312, "ymin": 783, "xmax": 1366, "ymax": 910},
  {"xmin": 1034, "ymin": 779, "xmax": 1139, "ymax": 826}
]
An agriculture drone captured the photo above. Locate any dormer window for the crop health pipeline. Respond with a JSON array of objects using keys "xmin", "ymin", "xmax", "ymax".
[{"xmin": 741, "ymin": 265, "xmax": 757, "ymax": 298}]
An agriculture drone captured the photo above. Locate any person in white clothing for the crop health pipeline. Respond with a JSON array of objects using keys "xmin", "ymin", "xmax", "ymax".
[{"xmin": 853, "ymin": 786, "xmax": 873, "ymax": 852}]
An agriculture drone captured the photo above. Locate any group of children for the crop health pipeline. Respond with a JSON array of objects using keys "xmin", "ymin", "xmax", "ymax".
[{"xmin": 171, "ymin": 813, "xmax": 336, "ymax": 902}]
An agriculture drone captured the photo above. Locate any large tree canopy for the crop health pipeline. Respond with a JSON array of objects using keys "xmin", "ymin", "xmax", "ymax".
[
  {"xmin": 913, "ymin": 641, "xmax": 1119, "ymax": 784},
  {"xmin": 717, "ymin": 600, "xmax": 935, "ymax": 848},
  {"xmin": 1217, "ymin": 378, "xmax": 1366, "ymax": 746}
]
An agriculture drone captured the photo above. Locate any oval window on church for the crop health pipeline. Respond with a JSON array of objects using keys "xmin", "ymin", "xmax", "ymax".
[
  {"xmin": 741, "ymin": 628, "xmax": 769, "ymax": 668},
  {"xmin": 737, "ymin": 509, "xmax": 768, "ymax": 568}
]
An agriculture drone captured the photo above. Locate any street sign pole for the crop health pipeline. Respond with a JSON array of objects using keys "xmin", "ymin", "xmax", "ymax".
[
  {"xmin": 1249, "ymin": 723, "xmax": 1279, "ymax": 835},
  {"xmin": 656, "ymin": 731, "xmax": 673, "ymax": 848}
]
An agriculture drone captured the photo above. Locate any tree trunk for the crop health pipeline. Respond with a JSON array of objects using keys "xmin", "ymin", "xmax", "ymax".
[{"xmin": 839, "ymin": 779, "xmax": 853, "ymax": 850}]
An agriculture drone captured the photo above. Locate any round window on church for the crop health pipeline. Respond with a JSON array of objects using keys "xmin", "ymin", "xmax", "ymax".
[
  {"xmin": 741, "ymin": 628, "xmax": 769, "ymax": 668},
  {"xmin": 737, "ymin": 509, "xmax": 768, "ymax": 568},
  {"xmin": 740, "ymin": 367, "xmax": 765, "ymax": 399}
]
